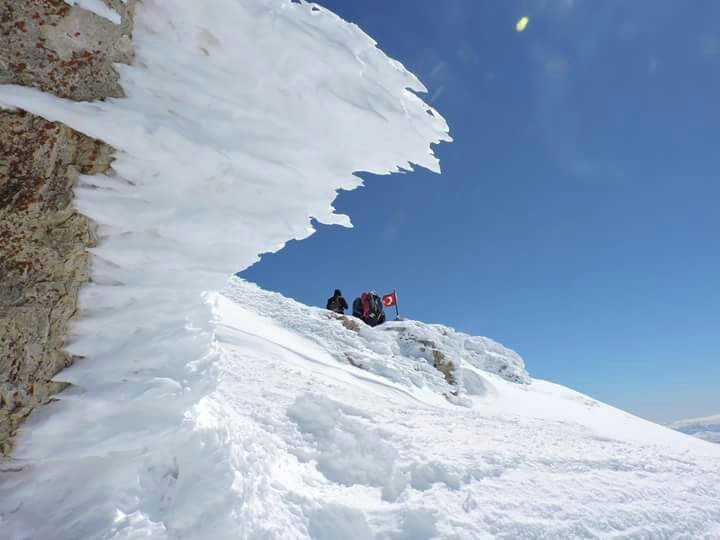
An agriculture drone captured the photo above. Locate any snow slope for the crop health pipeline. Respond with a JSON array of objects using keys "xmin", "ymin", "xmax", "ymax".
[
  {"xmin": 4, "ymin": 277, "xmax": 720, "ymax": 538},
  {"xmin": 211, "ymin": 280, "xmax": 720, "ymax": 538},
  {"xmin": 670, "ymin": 414, "xmax": 720, "ymax": 444},
  {"xmin": 1, "ymin": 0, "xmax": 719, "ymax": 538}
]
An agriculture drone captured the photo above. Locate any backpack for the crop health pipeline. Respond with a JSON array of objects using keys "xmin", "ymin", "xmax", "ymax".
[
  {"xmin": 368, "ymin": 294, "xmax": 383, "ymax": 317},
  {"xmin": 352, "ymin": 293, "xmax": 385, "ymax": 325},
  {"xmin": 328, "ymin": 296, "xmax": 342, "ymax": 312}
]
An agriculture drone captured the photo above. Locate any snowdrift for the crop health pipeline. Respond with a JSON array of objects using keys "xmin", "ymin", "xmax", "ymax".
[{"xmin": 1, "ymin": 0, "xmax": 719, "ymax": 538}]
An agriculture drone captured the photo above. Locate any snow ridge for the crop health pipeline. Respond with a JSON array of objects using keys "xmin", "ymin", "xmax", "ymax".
[{"xmin": 223, "ymin": 278, "xmax": 530, "ymax": 394}]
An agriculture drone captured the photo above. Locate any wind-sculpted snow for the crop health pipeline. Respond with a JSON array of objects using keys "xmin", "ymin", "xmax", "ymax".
[
  {"xmin": 0, "ymin": 0, "xmax": 448, "ymax": 538},
  {"xmin": 0, "ymin": 0, "xmax": 450, "ymax": 287}
]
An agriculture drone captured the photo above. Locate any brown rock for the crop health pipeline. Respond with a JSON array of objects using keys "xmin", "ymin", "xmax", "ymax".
[
  {"xmin": 0, "ymin": 0, "xmax": 136, "ymax": 100},
  {"xmin": 340, "ymin": 316, "xmax": 362, "ymax": 333},
  {"xmin": 432, "ymin": 349, "xmax": 456, "ymax": 386},
  {"xmin": 0, "ymin": 110, "xmax": 114, "ymax": 456},
  {"xmin": 0, "ymin": 0, "xmax": 136, "ymax": 458}
]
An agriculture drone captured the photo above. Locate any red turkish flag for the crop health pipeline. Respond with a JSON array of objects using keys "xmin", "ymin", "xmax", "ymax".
[{"xmin": 382, "ymin": 292, "xmax": 397, "ymax": 307}]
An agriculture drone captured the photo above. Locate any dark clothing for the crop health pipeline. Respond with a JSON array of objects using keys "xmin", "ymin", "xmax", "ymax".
[
  {"xmin": 352, "ymin": 297, "xmax": 364, "ymax": 318},
  {"xmin": 352, "ymin": 292, "xmax": 385, "ymax": 326},
  {"xmin": 327, "ymin": 294, "xmax": 348, "ymax": 314},
  {"xmin": 367, "ymin": 311, "xmax": 386, "ymax": 327}
]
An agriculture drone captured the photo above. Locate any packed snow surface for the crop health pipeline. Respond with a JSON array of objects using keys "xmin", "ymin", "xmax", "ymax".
[
  {"xmin": 1, "ymin": 0, "xmax": 720, "ymax": 538},
  {"xmin": 670, "ymin": 414, "xmax": 720, "ymax": 444},
  {"xmin": 3, "ymin": 279, "xmax": 720, "ymax": 538}
]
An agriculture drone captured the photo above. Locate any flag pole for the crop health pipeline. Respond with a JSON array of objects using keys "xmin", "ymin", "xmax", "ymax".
[{"xmin": 394, "ymin": 289, "xmax": 399, "ymax": 320}]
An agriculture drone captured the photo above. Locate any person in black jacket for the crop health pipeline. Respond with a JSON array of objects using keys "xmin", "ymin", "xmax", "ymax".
[{"xmin": 326, "ymin": 289, "xmax": 348, "ymax": 314}]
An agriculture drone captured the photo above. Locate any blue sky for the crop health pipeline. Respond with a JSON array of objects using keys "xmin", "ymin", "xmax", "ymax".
[{"xmin": 242, "ymin": 0, "xmax": 720, "ymax": 423}]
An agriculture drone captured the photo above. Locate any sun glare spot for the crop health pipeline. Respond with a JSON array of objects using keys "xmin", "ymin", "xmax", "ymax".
[{"xmin": 516, "ymin": 16, "xmax": 530, "ymax": 32}]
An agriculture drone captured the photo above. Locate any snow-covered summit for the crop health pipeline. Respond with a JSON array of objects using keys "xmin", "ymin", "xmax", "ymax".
[
  {"xmin": 224, "ymin": 278, "xmax": 530, "ymax": 392},
  {"xmin": 670, "ymin": 414, "xmax": 720, "ymax": 444}
]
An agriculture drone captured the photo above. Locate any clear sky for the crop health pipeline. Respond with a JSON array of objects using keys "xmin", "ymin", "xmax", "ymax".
[{"xmin": 241, "ymin": 0, "xmax": 720, "ymax": 423}]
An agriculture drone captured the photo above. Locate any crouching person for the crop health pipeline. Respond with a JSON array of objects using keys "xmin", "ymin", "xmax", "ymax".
[{"xmin": 352, "ymin": 291, "xmax": 386, "ymax": 327}]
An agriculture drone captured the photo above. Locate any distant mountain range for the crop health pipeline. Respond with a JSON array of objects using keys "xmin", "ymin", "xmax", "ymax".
[{"xmin": 669, "ymin": 414, "xmax": 720, "ymax": 443}]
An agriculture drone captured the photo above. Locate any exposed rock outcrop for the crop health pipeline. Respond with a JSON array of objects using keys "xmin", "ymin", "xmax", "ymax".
[
  {"xmin": 0, "ymin": 0, "xmax": 134, "ymax": 457},
  {"xmin": 1, "ymin": 0, "xmax": 134, "ymax": 100},
  {"xmin": 0, "ymin": 109, "xmax": 112, "ymax": 456},
  {"xmin": 431, "ymin": 349, "xmax": 456, "ymax": 386}
]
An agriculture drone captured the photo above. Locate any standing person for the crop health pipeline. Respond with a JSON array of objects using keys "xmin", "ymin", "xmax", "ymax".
[{"xmin": 326, "ymin": 289, "xmax": 348, "ymax": 314}]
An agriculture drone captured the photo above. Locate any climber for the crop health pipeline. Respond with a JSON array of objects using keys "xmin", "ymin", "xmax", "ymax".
[
  {"xmin": 352, "ymin": 291, "xmax": 386, "ymax": 327},
  {"xmin": 326, "ymin": 289, "xmax": 348, "ymax": 314}
]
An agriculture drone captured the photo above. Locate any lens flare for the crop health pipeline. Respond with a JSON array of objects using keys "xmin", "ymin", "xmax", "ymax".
[{"xmin": 516, "ymin": 16, "xmax": 529, "ymax": 32}]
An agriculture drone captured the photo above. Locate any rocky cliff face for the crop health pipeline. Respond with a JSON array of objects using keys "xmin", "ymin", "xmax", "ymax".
[{"xmin": 0, "ymin": 0, "xmax": 134, "ymax": 457}]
